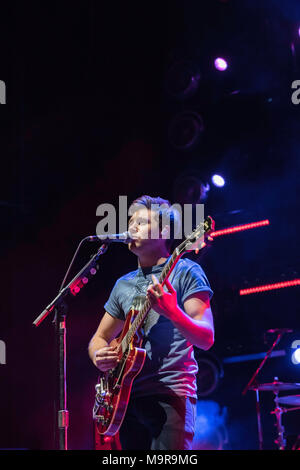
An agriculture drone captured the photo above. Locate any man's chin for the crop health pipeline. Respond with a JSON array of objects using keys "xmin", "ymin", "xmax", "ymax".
[
  {"xmin": 128, "ymin": 240, "xmax": 138, "ymax": 252},
  {"xmin": 128, "ymin": 239, "xmax": 144, "ymax": 253}
]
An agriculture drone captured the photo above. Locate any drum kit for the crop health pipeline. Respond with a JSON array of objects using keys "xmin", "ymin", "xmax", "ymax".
[
  {"xmin": 243, "ymin": 328, "xmax": 300, "ymax": 450},
  {"xmin": 249, "ymin": 379, "xmax": 300, "ymax": 450}
]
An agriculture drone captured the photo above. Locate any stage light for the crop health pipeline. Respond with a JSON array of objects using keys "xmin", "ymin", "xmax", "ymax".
[
  {"xmin": 211, "ymin": 174, "xmax": 225, "ymax": 187},
  {"xmin": 214, "ymin": 57, "xmax": 228, "ymax": 71},
  {"xmin": 292, "ymin": 348, "xmax": 300, "ymax": 365},
  {"xmin": 239, "ymin": 279, "xmax": 300, "ymax": 296},
  {"xmin": 210, "ymin": 219, "xmax": 270, "ymax": 238},
  {"xmin": 291, "ymin": 340, "xmax": 300, "ymax": 365}
]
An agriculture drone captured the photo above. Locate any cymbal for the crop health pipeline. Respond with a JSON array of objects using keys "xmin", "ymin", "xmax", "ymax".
[
  {"xmin": 249, "ymin": 381, "xmax": 300, "ymax": 392},
  {"xmin": 277, "ymin": 395, "xmax": 300, "ymax": 406}
]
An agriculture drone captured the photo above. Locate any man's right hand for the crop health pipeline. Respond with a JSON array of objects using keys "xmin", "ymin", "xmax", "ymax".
[{"xmin": 94, "ymin": 346, "xmax": 119, "ymax": 372}]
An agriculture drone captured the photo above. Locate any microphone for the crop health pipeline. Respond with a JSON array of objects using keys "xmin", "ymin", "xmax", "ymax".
[
  {"xmin": 85, "ymin": 231, "xmax": 133, "ymax": 243},
  {"xmin": 267, "ymin": 328, "xmax": 293, "ymax": 334}
]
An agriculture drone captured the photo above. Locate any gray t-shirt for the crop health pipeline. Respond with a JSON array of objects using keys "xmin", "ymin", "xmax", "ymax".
[{"xmin": 104, "ymin": 256, "xmax": 213, "ymax": 399}]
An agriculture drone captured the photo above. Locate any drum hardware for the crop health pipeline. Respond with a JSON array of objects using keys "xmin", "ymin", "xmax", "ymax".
[
  {"xmin": 270, "ymin": 388, "xmax": 286, "ymax": 451},
  {"xmin": 249, "ymin": 381, "xmax": 300, "ymax": 392},
  {"xmin": 249, "ymin": 378, "xmax": 300, "ymax": 450},
  {"xmin": 242, "ymin": 328, "xmax": 294, "ymax": 450},
  {"xmin": 277, "ymin": 395, "xmax": 300, "ymax": 407},
  {"xmin": 270, "ymin": 393, "xmax": 300, "ymax": 450}
]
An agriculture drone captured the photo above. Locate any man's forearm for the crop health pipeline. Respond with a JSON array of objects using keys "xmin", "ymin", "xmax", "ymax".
[
  {"xmin": 88, "ymin": 336, "xmax": 109, "ymax": 365},
  {"xmin": 171, "ymin": 305, "xmax": 214, "ymax": 350}
]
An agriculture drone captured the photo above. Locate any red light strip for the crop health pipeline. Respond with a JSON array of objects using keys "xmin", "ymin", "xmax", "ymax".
[
  {"xmin": 210, "ymin": 219, "xmax": 270, "ymax": 238},
  {"xmin": 240, "ymin": 279, "xmax": 300, "ymax": 296}
]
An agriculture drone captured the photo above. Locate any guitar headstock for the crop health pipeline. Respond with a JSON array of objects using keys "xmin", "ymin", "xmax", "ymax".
[{"xmin": 179, "ymin": 216, "xmax": 215, "ymax": 254}]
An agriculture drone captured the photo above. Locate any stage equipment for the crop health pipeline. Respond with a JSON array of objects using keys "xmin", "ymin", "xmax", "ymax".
[
  {"xmin": 173, "ymin": 173, "xmax": 210, "ymax": 205},
  {"xmin": 277, "ymin": 395, "xmax": 300, "ymax": 407},
  {"xmin": 211, "ymin": 174, "xmax": 225, "ymax": 187},
  {"xmin": 168, "ymin": 111, "xmax": 204, "ymax": 150},
  {"xmin": 239, "ymin": 278, "xmax": 300, "ymax": 296},
  {"xmin": 86, "ymin": 231, "xmax": 133, "ymax": 243},
  {"xmin": 214, "ymin": 58, "xmax": 228, "ymax": 71},
  {"xmin": 164, "ymin": 60, "xmax": 201, "ymax": 100},
  {"xmin": 249, "ymin": 381, "xmax": 300, "ymax": 392},
  {"xmin": 292, "ymin": 346, "xmax": 300, "ymax": 365},
  {"xmin": 33, "ymin": 240, "xmax": 110, "ymax": 450},
  {"xmin": 223, "ymin": 350, "xmax": 286, "ymax": 364},
  {"xmin": 249, "ymin": 379, "xmax": 300, "ymax": 451},
  {"xmin": 210, "ymin": 219, "xmax": 269, "ymax": 238},
  {"xmin": 243, "ymin": 328, "xmax": 297, "ymax": 450}
]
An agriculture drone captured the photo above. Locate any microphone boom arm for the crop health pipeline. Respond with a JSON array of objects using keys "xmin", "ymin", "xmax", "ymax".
[
  {"xmin": 33, "ymin": 243, "xmax": 108, "ymax": 327},
  {"xmin": 242, "ymin": 331, "xmax": 284, "ymax": 395}
]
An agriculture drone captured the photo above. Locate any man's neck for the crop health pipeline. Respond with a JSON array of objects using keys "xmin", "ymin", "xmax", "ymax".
[{"xmin": 137, "ymin": 250, "xmax": 169, "ymax": 268}]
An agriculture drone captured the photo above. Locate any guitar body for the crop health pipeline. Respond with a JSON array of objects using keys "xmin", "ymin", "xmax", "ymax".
[{"xmin": 93, "ymin": 308, "xmax": 146, "ymax": 436}]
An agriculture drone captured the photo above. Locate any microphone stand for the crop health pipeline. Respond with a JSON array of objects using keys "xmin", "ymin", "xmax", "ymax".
[
  {"xmin": 33, "ymin": 242, "xmax": 109, "ymax": 450},
  {"xmin": 242, "ymin": 330, "xmax": 285, "ymax": 450}
]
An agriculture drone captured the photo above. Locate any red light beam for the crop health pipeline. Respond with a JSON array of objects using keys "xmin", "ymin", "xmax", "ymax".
[
  {"xmin": 210, "ymin": 219, "xmax": 270, "ymax": 238},
  {"xmin": 240, "ymin": 279, "xmax": 300, "ymax": 296}
]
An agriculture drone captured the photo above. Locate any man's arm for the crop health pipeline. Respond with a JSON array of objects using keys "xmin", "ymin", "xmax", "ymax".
[
  {"xmin": 88, "ymin": 312, "xmax": 124, "ymax": 370},
  {"xmin": 178, "ymin": 291, "xmax": 214, "ymax": 350},
  {"xmin": 147, "ymin": 275, "xmax": 214, "ymax": 351}
]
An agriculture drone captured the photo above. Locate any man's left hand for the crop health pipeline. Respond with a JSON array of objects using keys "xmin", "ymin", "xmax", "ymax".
[{"xmin": 146, "ymin": 274, "xmax": 179, "ymax": 320}]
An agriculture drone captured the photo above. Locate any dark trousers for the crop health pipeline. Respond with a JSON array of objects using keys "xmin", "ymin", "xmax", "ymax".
[{"xmin": 119, "ymin": 394, "xmax": 196, "ymax": 450}]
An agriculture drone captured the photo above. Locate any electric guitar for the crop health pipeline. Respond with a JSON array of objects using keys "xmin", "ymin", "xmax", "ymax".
[{"xmin": 93, "ymin": 216, "xmax": 214, "ymax": 436}]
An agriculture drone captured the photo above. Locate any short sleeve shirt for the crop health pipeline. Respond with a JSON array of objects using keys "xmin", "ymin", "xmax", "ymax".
[{"xmin": 104, "ymin": 256, "xmax": 213, "ymax": 399}]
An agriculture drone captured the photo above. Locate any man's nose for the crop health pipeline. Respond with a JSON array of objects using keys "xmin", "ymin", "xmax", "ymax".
[{"xmin": 129, "ymin": 222, "xmax": 138, "ymax": 233}]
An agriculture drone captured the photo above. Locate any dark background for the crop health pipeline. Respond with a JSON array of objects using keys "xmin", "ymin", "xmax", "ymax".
[{"xmin": 0, "ymin": 0, "xmax": 299, "ymax": 450}]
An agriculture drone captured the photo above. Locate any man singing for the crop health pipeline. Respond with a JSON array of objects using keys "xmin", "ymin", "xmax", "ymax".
[{"xmin": 88, "ymin": 195, "xmax": 214, "ymax": 450}]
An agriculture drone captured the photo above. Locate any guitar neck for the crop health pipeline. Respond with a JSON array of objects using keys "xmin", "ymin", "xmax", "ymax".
[{"xmin": 118, "ymin": 249, "xmax": 184, "ymax": 354}]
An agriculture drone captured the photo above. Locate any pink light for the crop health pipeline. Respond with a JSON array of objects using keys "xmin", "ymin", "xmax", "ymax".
[
  {"xmin": 214, "ymin": 57, "xmax": 228, "ymax": 71},
  {"xmin": 210, "ymin": 219, "xmax": 270, "ymax": 238},
  {"xmin": 240, "ymin": 279, "xmax": 300, "ymax": 296}
]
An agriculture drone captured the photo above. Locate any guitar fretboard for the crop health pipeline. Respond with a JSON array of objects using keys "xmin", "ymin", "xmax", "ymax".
[{"xmin": 117, "ymin": 248, "xmax": 183, "ymax": 354}]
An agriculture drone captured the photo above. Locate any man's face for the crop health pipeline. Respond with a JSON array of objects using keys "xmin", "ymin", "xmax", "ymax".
[{"xmin": 128, "ymin": 207, "xmax": 166, "ymax": 255}]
